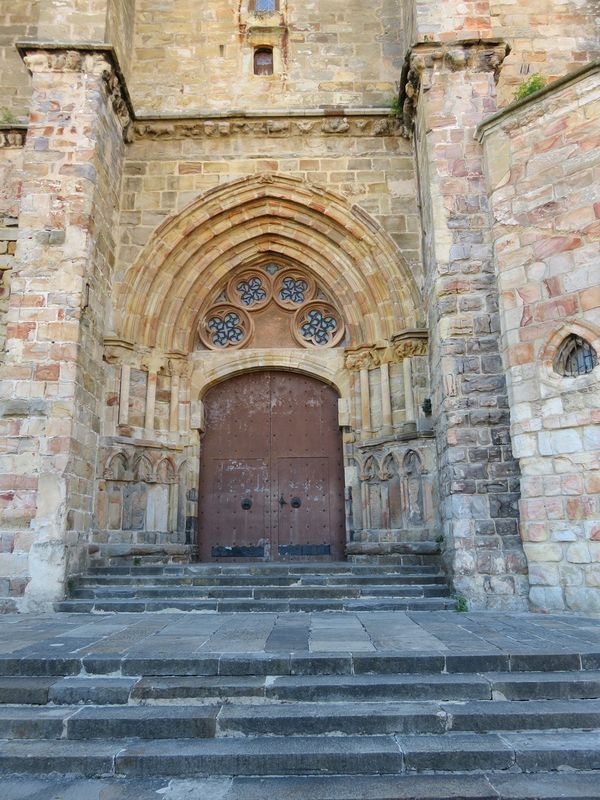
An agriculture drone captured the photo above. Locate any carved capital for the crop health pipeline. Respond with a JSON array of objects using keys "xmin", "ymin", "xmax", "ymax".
[
  {"xmin": 103, "ymin": 337, "xmax": 135, "ymax": 366},
  {"xmin": 391, "ymin": 329, "xmax": 429, "ymax": 360},
  {"xmin": 168, "ymin": 357, "xmax": 191, "ymax": 378},
  {"xmin": 141, "ymin": 353, "xmax": 166, "ymax": 374},
  {"xmin": 400, "ymin": 39, "xmax": 509, "ymax": 132},
  {"xmin": 345, "ymin": 345, "xmax": 380, "ymax": 371}
]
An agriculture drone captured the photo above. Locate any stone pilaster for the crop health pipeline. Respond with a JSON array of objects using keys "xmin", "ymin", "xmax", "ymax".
[
  {"xmin": 405, "ymin": 40, "xmax": 529, "ymax": 609},
  {"xmin": 0, "ymin": 45, "xmax": 130, "ymax": 610}
]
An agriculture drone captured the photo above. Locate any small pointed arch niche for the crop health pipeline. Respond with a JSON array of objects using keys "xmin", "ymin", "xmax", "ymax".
[{"xmin": 196, "ymin": 260, "xmax": 347, "ymax": 351}]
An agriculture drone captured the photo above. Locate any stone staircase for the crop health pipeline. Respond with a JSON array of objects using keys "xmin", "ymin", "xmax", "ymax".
[
  {"xmin": 57, "ymin": 560, "xmax": 454, "ymax": 613},
  {"xmin": 1, "ymin": 648, "xmax": 600, "ymax": 796}
]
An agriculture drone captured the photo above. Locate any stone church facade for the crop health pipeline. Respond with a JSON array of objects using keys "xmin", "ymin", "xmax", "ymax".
[{"xmin": 0, "ymin": 0, "xmax": 598, "ymax": 614}]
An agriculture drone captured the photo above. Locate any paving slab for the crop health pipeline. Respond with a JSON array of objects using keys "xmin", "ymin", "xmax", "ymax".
[{"xmin": 0, "ymin": 612, "xmax": 599, "ymax": 675}]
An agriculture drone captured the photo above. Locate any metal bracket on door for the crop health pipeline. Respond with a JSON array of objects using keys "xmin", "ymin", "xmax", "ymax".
[{"xmin": 279, "ymin": 495, "xmax": 288, "ymax": 507}]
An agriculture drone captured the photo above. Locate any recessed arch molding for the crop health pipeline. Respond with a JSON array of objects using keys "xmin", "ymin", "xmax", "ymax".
[{"xmin": 114, "ymin": 174, "xmax": 423, "ymax": 352}]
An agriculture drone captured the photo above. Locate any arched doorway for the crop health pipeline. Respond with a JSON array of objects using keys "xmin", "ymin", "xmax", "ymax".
[{"xmin": 198, "ymin": 370, "xmax": 345, "ymax": 561}]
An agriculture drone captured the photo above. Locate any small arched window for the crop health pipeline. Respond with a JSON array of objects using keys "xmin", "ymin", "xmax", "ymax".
[
  {"xmin": 553, "ymin": 334, "xmax": 598, "ymax": 377},
  {"xmin": 254, "ymin": 47, "xmax": 274, "ymax": 76}
]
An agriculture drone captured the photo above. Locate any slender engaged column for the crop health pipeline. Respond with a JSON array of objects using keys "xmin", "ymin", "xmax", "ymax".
[
  {"xmin": 144, "ymin": 371, "xmax": 157, "ymax": 433},
  {"xmin": 118, "ymin": 364, "xmax": 131, "ymax": 426},
  {"xmin": 359, "ymin": 367, "xmax": 371, "ymax": 435},
  {"xmin": 380, "ymin": 362, "xmax": 392, "ymax": 434},
  {"xmin": 169, "ymin": 372, "xmax": 180, "ymax": 433},
  {"xmin": 403, "ymin": 357, "xmax": 415, "ymax": 423}
]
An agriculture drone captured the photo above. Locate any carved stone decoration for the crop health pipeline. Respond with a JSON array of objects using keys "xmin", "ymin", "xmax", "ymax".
[
  {"xmin": 198, "ymin": 262, "xmax": 345, "ymax": 350},
  {"xmin": 133, "ymin": 115, "xmax": 402, "ymax": 141},
  {"xmin": 0, "ymin": 128, "xmax": 26, "ymax": 148},
  {"xmin": 391, "ymin": 329, "xmax": 429, "ymax": 360},
  {"xmin": 344, "ymin": 346, "xmax": 380, "ymax": 371}
]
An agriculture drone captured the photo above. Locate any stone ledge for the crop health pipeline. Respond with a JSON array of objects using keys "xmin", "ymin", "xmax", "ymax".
[{"xmin": 475, "ymin": 59, "xmax": 600, "ymax": 142}]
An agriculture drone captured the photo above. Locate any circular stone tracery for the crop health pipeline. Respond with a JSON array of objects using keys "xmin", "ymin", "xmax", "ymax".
[
  {"xmin": 294, "ymin": 302, "xmax": 344, "ymax": 348},
  {"xmin": 198, "ymin": 264, "xmax": 344, "ymax": 350},
  {"xmin": 199, "ymin": 304, "xmax": 252, "ymax": 350}
]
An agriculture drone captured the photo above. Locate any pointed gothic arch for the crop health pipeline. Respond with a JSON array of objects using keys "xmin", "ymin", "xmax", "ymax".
[{"xmin": 114, "ymin": 174, "xmax": 423, "ymax": 352}]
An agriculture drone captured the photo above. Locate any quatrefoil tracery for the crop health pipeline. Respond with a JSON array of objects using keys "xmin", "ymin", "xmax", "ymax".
[{"xmin": 198, "ymin": 265, "xmax": 344, "ymax": 350}]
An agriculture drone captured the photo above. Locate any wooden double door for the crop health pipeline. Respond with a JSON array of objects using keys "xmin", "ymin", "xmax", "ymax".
[{"xmin": 198, "ymin": 371, "xmax": 345, "ymax": 561}]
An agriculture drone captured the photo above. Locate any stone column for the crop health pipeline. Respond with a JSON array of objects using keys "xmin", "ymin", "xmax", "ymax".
[
  {"xmin": 142, "ymin": 355, "xmax": 164, "ymax": 436},
  {"xmin": 104, "ymin": 339, "xmax": 136, "ymax": 431},
  {"xmin": 404, "ymin": 40, "xmax": 529, "ymax": 609},
  {"xmin": 379, "ymin": 361, "xmax": 393, "ymax": 435},
  {"xmin": 403, "ymin": 359, "xmax": 415, "ymax": 423},
  {"xmin": 168, "ymin": 357, "xmax": 186, "ymax": 434},
  {"xmin": 0, "ymin": 45, "xmax": 131, "ymax": 610},
  {"xmin": 119, "ymin": 365, "xmax": 132, "ymax": 427}
]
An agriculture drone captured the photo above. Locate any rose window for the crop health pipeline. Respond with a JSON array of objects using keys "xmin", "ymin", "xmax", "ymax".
[{"xmin": 198, "ymin": 265, "xmax": 345, "ymax": 350}]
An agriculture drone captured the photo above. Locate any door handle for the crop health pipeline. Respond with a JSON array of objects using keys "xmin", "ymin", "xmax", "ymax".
[{"xmin": 279, "ymin": 495, "xmax": 288, "ymax": 507}]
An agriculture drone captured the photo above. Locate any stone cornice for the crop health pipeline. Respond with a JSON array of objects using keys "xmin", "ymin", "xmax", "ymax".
[
  {"xmin": 398, "ymin": 38, "xmax": 509, "ymax": 134},
  {"xmin": 0, "ymin": 124, "xmax": 27, "ymax": 148},
  {"xmin": 15, "ymin": 41, "xmax": 135, "ymax": 141},
  {"xmin": 476, "ymin": 59, "xmax": 600, "ymax": 142}
]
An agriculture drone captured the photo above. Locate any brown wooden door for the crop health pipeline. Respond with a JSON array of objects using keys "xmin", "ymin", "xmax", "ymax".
[{"xmin": 198, "ymin": 371, "xmax": 345, "ymax": 561}]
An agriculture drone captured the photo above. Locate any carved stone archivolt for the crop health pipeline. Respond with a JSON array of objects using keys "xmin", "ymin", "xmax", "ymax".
[{"xmin": 198, "ymin": 263, "xmax": 345, "ymax": 350}]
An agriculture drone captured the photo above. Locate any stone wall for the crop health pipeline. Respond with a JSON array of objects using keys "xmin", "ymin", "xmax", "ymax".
[
  {"xmin": 0, "ymin": 47, "xmax": 128, "ymax": 611},
  {"xmin": 130, "ymin": 0, "xmax": 403, "ymax": 114},
  {"xmin": 106, "ymin": 0, "xmax": 136, "ymax": 81},
  {"xmin": 117, "ymin": 120, "xmax": 421, "ymax": 281},
  {"xmin": 0, "ymin": 1, "xmax": 38, "ymax": 121},
  {"xmin": 409, "ymin": 41, "xmax": 530, "ymax": 609},
  {"xmin": 478, "ymin": 62, "xmax": 600, "ymax": 612}
]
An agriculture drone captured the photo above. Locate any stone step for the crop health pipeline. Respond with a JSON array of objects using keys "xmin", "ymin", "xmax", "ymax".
[
  {"xmin": 4, "ymin": 772, "xmax": 600, "ymax": 800},
  {"xmin": 86, "ymin": 562, "xmax": 441, "ymax": 576},
  {"xmin": 55, "ymin": 596, "xmax": 455, "ymax": 613},
  {"xmin": 3, "ymin": 699, "xmax": 600, "ymax": 740},
  {"xmin": 3, "ymin": 670, "xmax": 600, "ymax": 706},
  {"xmin": 76, "ymin": 572, "xmax": 447, "ymax": 586},
  {"xmin": 212, "ymin": 671, "xmax": 600, "ymax": 704},
  {"xmin": 69, "ymin": 584, "xmax": 450, "ymax": 599},
  {"xmin": 2, "ymin": 650, "xmax": 597, "ymax": 678},
  {"xmin": 2, "ymin": 731, "xmax": 600, "ymax": 777}
]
